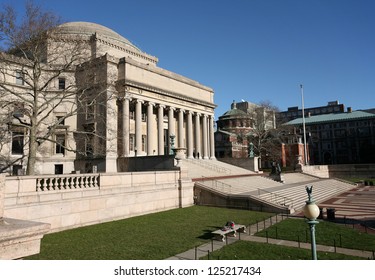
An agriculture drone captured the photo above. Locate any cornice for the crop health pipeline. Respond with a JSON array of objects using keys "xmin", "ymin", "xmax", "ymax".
[{"xmin": 119, "ymin": 79, "xmax": 216, "ymax": 110}]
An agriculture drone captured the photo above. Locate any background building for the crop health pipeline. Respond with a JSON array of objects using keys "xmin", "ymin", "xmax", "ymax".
[
  {"xmin": 281, "ymin": 105, "xmax": 375, "ymax": 165},
  {"xmin": 215, "ymin": 100, "xmax": 277, "ymax": 161}
]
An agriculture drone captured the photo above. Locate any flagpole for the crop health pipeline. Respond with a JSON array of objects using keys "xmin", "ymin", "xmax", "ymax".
[{"xmin": 300, "ymin": 84, "xmax": 308, "ymax": 165}]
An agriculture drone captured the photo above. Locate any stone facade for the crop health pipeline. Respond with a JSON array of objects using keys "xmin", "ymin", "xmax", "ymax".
[{"xmin": 0, "ymin": 22, "xmax": 216, "ymax": 175}]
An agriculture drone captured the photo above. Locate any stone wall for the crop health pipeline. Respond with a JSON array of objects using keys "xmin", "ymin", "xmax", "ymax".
[
  {"xmin": 217, "ymin": 157, "xmax": 259, "ymax": 172},
  {"xmin": 3, "ymin": 170, "xmax": 193, "ymax": 232},
  {"xmin": 302, "ymin": 164, "xmax": 375, "ymax": 179},
  {"xmin": 194, "ymin": 183, "xmax": 291, "ymax": 214}
]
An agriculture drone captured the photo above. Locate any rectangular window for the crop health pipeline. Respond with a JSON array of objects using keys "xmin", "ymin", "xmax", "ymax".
[
  {"xmin": 142, "ymin": 135, "xmax": 147, "ymax": 151},
  {"xmin": 85, "ymin": 135, "xmax": 94, "ymax": 158},
  {"xmin": 55, "ymin": 134, "xmax": 66, "ymax": 154},
  {"xmin": 129, "ymin": 111, "xmax": 135, "ymax": 120},
  {"xmin": 130, "ymin": 134, "xmax": 135, "ymax": 151},
  {"xmin": 54, "ymin": 164, "xmax": 63, "ymax": 174},
  {"xmin": 56, "ymin": 116, "xmax": 65, "ymax": 126},
  {"xmin": 12, "ymin": 165, "xmax": 23, "ymax": 176},
  {"xmin": 58, "ymin": 78, "xmax": 66, "ymax": 90},
  {"xmin": 16, "ymin": 71, "xmax": 24, "ymax": 85},
  {"xmin": 86, "ymin": 101, "xmax": 95, "ymax": 120},
  {"xmin": 11, "ymin": 131, "xmax": 24, "ymax": 155}
]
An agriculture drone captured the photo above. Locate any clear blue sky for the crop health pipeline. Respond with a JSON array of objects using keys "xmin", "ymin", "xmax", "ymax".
[{"xmin": 7, "ymin": 0, "xmax": 375, "ymax": 117}]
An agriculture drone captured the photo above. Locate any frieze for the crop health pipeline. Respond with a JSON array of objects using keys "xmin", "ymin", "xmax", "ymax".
[{"xmin": 124, "ymin": 79, "xmax": 216, "ymax": 110}]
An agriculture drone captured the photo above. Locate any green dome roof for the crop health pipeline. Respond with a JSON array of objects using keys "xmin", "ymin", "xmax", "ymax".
[{"xmin": 223, "ymin": 108, "xmax": 247, "ymax": 116}]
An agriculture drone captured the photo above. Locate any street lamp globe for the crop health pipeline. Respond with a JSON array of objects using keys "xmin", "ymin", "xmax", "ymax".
[{"xmin": 303, "ymin": 202, "xmax": 320, "ymax": 220}]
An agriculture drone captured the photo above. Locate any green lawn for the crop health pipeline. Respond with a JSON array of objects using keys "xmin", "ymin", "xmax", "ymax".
[
  {"xmin": 255, "ymin": 218, "xmax": 375, "ymax": 251},
  {"xmin": 200, "ymin": 241, "xmax": 365, "ymax": 260},
  {"xmin": 26, "ymin": 206, "xmax": 272, "ymax": 260}
]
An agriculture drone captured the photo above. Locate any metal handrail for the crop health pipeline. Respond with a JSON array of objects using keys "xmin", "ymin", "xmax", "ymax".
[
  {"xmin": 200, "ymin": 177, "xmax": 232, "ymax": 193},
  {"xmin": 257, "ymin": 188, "xmax": 294, "ymax": 209}
]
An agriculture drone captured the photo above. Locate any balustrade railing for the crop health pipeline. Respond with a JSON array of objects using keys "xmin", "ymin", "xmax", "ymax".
[{"xmin": 36, "ymin": 174, "xmax": 100, "ymax": 191}]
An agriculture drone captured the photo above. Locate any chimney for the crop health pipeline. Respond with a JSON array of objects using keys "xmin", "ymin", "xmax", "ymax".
[{"xmin": 347, "ymin": 107, "xmax": 352, "ymax": 113}]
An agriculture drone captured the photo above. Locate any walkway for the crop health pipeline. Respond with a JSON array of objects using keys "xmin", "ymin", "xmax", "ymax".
[{"xmin": 166, "ymin": 214, "xmax": 374, "ymax": 260}]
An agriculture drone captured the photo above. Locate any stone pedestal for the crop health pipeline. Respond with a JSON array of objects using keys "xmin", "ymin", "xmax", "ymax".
[
  {"xmin": 0, "ymin": 218, "xmax": 50, "ymax": 259},
  {"xmin": 0, "ymin": 174, "xmax": 50, "ymax": 259},
  {"xmin": 249, "ymin": 156, "xmax": 259, "ymax": 172},
  {"xmin": 172, "ymin": 147, "xmax": 187, "ymax": 167}
]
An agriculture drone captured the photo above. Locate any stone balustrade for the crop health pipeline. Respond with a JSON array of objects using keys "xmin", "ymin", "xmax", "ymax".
[{"xmin": 36, "ymin": 174, "xmax": 100, "ymax": 192}]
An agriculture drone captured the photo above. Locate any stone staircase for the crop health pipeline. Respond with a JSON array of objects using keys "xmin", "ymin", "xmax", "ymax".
[
  {"xmin": 182, "ymin": 159, "xmax": 254, "ymax": 178},
  {"xmin": 257, "ymin": 178, "xmax": 355, "ymax": 211},
  {"xmin": 185, "ymin": 159, "xmax": 356, "ymax": 213}
]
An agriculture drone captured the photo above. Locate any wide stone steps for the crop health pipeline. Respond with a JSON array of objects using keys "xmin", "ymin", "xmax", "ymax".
[
  {"xmin": 257, "ymin": 179, "xmax": 355, "ymax": 211},
  {"xmin": 182, "ymin": 159, "xmax": 254, "ymax": 179}
]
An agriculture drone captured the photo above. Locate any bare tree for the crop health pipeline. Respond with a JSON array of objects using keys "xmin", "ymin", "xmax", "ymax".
[
  {"xmin": 247, "ymin": 100, "xmax": 282, "ymax": 164},
  {"xmin": 0, "ymin": 1, "xmax": 115, "ymax": 175}
]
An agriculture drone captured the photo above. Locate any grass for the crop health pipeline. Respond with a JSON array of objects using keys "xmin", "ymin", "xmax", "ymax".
[
  {"xmin": 26, "ymin": 206, "xmax": 272, "ymax": 260},
  {"xmin": 200, "ymin": 241, "xmax": 365, "ymax": 260},
  {"xmin": 255, "ymin": 218, "xmax": 375, "ymax": 251}
]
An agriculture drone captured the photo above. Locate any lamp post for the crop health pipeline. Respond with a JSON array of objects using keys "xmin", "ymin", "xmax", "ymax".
[{"xmin": 303, "ymin": 185, "xmax": 320, "ymax": 260}]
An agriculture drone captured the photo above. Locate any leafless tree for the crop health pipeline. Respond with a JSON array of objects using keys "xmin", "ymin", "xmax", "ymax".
[
  {"xmin": 247, "ymin": 100, "xmax": 283, "ymax": 164},
  {"xmin": 0, "ymin": 1, "xmax": 115, "ymax": 175}
]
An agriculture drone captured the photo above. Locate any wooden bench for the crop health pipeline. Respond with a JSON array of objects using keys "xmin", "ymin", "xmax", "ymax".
[{"xmin": 211, "ymin": 224, "xmax": 246, "ymax": 242}]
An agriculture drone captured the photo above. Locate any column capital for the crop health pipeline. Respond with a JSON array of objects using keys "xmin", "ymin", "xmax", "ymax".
[
  {"xmin": 135, "ymin": 99, "xmax": 144, "ymax": 104},
  {"xmin": 169, "ymin": 106, "xmax": 175, "ymax": 111},
  {"xmin": 195, "ymin": 112, "xmax": 201, "ymax": 117},
  {"xmin": 158, "ymin": 104, "xmax": 166, "ymax": 109},
  {"xmin": 147, "ymin": 101, "xmax": 155, "ymax": 107}
]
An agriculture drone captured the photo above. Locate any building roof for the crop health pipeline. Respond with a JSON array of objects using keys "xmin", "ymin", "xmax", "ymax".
[
  {"xmin": 222, "ymin": 108, "xmax": 247, "ymax": 117},
  {"xmin": 57, "ymin": 22, "xmax": 141, "ymax": 52},
  {"xmin": 284, "ymin": 110, "xmax": 375, "ymax": 126}
]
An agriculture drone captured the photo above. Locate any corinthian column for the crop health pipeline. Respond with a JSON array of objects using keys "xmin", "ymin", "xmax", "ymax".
[
  {"xmin": 135, "ymin": 99, "xmax": 143, "ymax": 156},
  {"xmin": 202, "ymin": 114, "xmax": 209, "ymax": 159},
  {"xmin": 168, "ymin": 107, "xmax": 175, "ymax": 154},
  {"xmin": 178, "ymin": 109, "xmax": 185, "ymax": 148},
  {"xmin": 187, "ymin": 111, "xmax": 193, "ymax": 159},
  {"xmin": 122, "ymin": 96, "xmax": 131, "ymax": 157},
  {"xmin": 209, "ymin": 115, "xmax": 216, "ymax": 159},
  {"xmin": 195, "ymin": 113, "xmax": 201, "ymax": 159},
  {"xmin": 147, "ymin": 102, "xmax": 154, "ymax": 155},
  {"xmin": 158, "ymin": 105, "xmax": 165, "ymax": 155}
]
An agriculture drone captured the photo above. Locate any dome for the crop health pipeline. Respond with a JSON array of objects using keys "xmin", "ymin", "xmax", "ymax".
[
  {"xmin": 57, "ymin": 21, "xmax": 141, "ymax": 52},
  {"xmin": 222, "ymin": 108, "xmax": 247, "ymax": 117}
]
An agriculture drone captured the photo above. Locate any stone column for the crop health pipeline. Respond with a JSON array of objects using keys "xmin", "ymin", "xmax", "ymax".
[
  {"xmin": 135, "ymin": 99, "xmax": 143, "ymax": 156},
  {"xmin": 195, "ymin": 113, "xmax": 201, "ymax": 159},
  {"xmin": 209, "ymin": 115, "xmax": 216, "ymax": 159},
  {"xmin": 168, "ymin": 107, "xmax": 175, "ymax": 154},
  {"xmin": 202, "ymin": 114, "xmax": 209, "ymax": 159},
  {"xmin": 187, "ymin": 111, "xmax": 193, "ymax": 159},
  {"xmin": 122, "ymin": 96, "xmax": 131, "ymax": 157},
  {"xmin": 178, "ymin": 109, "xmax": 185, "ymax": 148},
  {"xmin": 147, "ymin": 102, "xmax": 154, "ymax": 155},
  {"xmin": 158, "ymin": 105, "xmax": 165, "ymax": 155}
]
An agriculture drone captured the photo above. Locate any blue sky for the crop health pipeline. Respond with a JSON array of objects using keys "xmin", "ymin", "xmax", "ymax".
[{"xmin": 6, "ymin": 0, "xmax": 375, "ymax": 117}]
